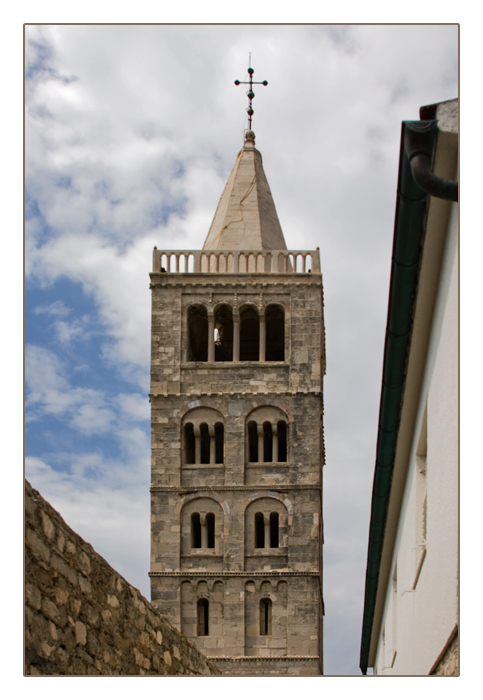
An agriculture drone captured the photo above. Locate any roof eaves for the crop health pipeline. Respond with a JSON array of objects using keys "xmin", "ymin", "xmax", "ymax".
[{"xmin": 359, "ymin": 120, "xmax": 434, "ymax": 674}]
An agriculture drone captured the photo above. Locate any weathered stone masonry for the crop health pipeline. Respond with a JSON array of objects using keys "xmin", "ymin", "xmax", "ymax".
[
  {"xmin": 24, "ymin": 479, "xmax": 220, "ymax": 676},
  {"xmin": 149, "ymin": 273, "xmax": 325, "ymax": 676}
]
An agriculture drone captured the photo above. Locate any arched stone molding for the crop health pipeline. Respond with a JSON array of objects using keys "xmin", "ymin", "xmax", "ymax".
[
  {"xmin": 244, "ymin": 491, "xmax": 294, "ymax": 516},
  {"xmin": 175, "ymin": 491, "xmax": 230, "ymax": 516},
  {"xmin": 243, "ymin": 578, "xmax": 289, "ymax": 593}
]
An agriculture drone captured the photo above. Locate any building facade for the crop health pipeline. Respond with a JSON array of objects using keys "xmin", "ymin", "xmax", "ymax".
[
  {"xmin": 360, "ymin": 99, "xmax": 458, "ymax": 675},
  {"xmin": 149, "ymin": 131, "xmax": 325, "ymax": 675}
]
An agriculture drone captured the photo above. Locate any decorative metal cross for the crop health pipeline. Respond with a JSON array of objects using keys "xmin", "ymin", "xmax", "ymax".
[{"xmin": 234, "ymin": 66, "xmax": 268, "ymax": 130}]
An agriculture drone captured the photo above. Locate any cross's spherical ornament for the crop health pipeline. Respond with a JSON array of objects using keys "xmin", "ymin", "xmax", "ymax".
[{"xmin": 234, "ymin": 66, "xmax": 268, "ymax": 132}]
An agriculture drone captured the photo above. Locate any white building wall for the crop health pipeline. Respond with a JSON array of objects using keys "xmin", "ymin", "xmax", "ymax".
[{"xmin": 374, "ymin": 203, "xmax": 458, "ymax": 675}]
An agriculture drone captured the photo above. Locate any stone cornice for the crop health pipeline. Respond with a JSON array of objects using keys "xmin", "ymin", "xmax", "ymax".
[
  {"xmin": 149, "ymin": 389, "xmax": 322, "ymax": 399},
  {"xmin": 150, "ymin": 278, "xmax": 322, "ymax": 290},
  {"xmin": 208, "ymin": 656, "xmax": 320, "ymax": 662},
  {"xmin": 179, "ymin": 361, "xmax": 291, "ymax": 370},
  {"xmin": 149, "ymin": 571, "xmax": 320, "ymax": 577},
  {"xmin": 150, "ymin": 484, "xmax": 320, "ymax": 492}
]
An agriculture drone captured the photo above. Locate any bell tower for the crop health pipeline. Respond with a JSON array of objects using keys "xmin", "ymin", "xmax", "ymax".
[{"xmin": 149, "ymin": 109, "xmax": 325, "ymax": 675}]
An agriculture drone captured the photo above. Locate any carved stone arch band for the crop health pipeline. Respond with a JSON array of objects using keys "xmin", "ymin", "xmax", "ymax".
[
  {"xmin": 245, "ymin": 491, "xmax": 293, "ymax": 516},
  {"xmin": 175, "ymin": 491, "xmax": 231, "ymax": 516}
]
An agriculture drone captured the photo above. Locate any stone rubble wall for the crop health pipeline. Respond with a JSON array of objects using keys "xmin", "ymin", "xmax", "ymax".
[{"xmin": 24, "ymin": 479, "xmax": 220, "ymax": 676}]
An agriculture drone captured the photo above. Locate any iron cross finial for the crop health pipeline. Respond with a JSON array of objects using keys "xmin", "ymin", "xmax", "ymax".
[{"xmin": 234, "ymin": 65, "xmax": 268, "ymax": 132}]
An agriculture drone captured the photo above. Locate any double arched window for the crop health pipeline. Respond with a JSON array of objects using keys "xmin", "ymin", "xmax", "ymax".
[
  {"xmin": 187, "ymin": 302, "xmax": 285, "ymax": 362},
  {"xmin": 191, "ymin": 512, "xmax": 215, "ymax": 549},
  {"xmin": 180, "ymin": 497, "xmax": 223, "ymax": 564},
  {"xmin": 244, "ymin": 496, "xmax": 289, "ymax": 568},
  {"xmin": 254, "ymin": 511, "xmax": 280, "ymax": 548}
]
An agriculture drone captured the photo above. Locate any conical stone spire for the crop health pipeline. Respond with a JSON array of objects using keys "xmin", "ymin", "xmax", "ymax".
[{"xmin": 203, "ymin": 131, "xmax": 287, "ymax": 251}]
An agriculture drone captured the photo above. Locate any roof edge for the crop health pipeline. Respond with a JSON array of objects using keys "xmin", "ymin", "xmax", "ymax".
[
  {"xmin": 359, "ymin": 121, "xmax": 431, "ymax": 674},
  {"xmin": 359, "ymin": 101, "xmax": 458, "ymax": 674}
]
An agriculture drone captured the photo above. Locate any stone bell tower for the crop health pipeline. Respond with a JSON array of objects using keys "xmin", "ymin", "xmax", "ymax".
[{"xmin": 149, "ymin": 127, "xmax": 326, "ymax": 676}]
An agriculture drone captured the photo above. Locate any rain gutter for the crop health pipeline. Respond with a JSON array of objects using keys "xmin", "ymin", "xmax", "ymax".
[{"xmin": 359, "ymin": 119, "xmax": 456, "ymax": 675}]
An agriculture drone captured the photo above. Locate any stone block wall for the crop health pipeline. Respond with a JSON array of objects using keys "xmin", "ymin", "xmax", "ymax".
[{"xmin": 24, "ymin": 479, "xmax": 220, "ymax": 676}]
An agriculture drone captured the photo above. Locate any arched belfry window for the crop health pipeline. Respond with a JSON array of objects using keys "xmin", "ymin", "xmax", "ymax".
[
  {"xmin": 197, "ymin": 598, "xmax": 209, "ymax": 636},
  {"xmin": 255, "ymin": 512, "xmax": 265, "ymax": 548},
  {"xmin": 191, "ymin": 512, "xmax": 215, "ymax": 549},
  {"xmin": 240, "ymin": 305, "xmax": 260, "ymax": 361},
  {"xmin": 253, "ymin": 511, "xmax": 279, "ymax": 549},
  {"xmin": 244, "ymin": 498, "xmax": 289, "ymax": 569},
  {"xmin": 191, "ymin": 512, "xmax": 202, "ymax": 548},
  {"xmin": 260, "ymin": 598, "xmax": 272, "ymax": 636},
  {"xmin": 263, "ymin": 421, "xmax": 273, "ymax": 462},
  {"xmin": 270, "ymin": 512, "xmax": 279, "ymax": 548},
  {"xmin": 214, "ymin": 304, "xmax": 234, "ymax": 362},
  {"xmin": 246, "ymin": 407, "xmax": 289, "ymax": 464},
  {"xmin": 214, "ymin": 423, "xmax": 224, "ymax": 463},
  {"xmin": 206, "ymin": 512, "xmax": 215, "ymax": 548},
  {"xmin": 182, "ymin": 408, "xmax": 224, "ymax": 466},
  {"xmin": 188, "ymin": 305, "xmax": 208, "ymax": 362},
  {"xmin": 248, "ymin": 421, "xmax": 258, "ymax": 463},
  {"xmin": 277, "ymin": 420, "xmax": 287, "ymax": 463},
  {"xmin": 200, "ymin": 423, "xmax": 210, "ymax": 463},
  {"xmin": 181, "ymin": 497, "xmax": 223, "ymax": 562},
  {"xmin": 266, "ymin": 304, "xmax": 285, "ymax": 361},
  {"xmin": 184, "ymin": 423, "xmax": 195, "ymax": 464}
]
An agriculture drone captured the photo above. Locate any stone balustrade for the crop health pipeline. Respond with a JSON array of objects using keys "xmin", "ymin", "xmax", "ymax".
[{"xmin": 152, "ymin": 248, "xmax": 320, "ymax": 275}]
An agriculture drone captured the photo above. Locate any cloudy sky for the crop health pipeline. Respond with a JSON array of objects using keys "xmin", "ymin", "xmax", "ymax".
[{"xmin": 23, "ymin": 23, "xmax": 458, "ymax": 677}]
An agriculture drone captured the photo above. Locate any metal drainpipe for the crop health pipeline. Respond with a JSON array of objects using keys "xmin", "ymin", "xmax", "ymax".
[{"xmin": 404, "ymin": 121, "xmax": 458, "ymax": 202}]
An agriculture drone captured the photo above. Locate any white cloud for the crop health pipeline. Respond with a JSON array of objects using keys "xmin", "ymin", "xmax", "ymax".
[
  {"xmin": 69, "ymin": 398, "xmax": 115, "ymax": 435},
  {"xmin": 118, "ymin": 393, "xmax": 151, "ymax": 421},
  {"xmin": 33, "ymin": 300, "xmax": 70, "ymax": 317},
  {"xmin": 52, "ymin": 318, "xmax": 88, "ymax": 344},
  {"xmin": 25, "ymin": 344, "xmax": 148, "ymax": 436}
]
